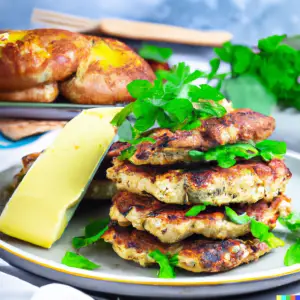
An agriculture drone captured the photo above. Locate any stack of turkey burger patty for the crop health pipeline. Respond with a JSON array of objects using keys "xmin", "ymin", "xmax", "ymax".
[{"xmin": 103, "ymin": 108, "xmax": 292, "ymax": 273}]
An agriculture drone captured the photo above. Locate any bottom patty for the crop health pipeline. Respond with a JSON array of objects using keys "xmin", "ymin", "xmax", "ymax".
[
  {"xmin": 102, "ymin": 225, "xmax": 270, "ymax": 273},
  {"xmin": 110, "ymin": 191, "xmax": 291, "ymax": 243}
]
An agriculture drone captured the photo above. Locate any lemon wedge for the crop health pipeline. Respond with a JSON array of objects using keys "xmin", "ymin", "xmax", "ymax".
[{"xmin": 0, "ymin": 107, "xmax": 121, "ymax": 248}]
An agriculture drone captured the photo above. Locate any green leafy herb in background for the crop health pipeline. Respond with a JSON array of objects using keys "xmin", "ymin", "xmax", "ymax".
[
  {"xmin": 189, "ymin": 140, "xmax": 286, "ymax": 168},
  {"xmin": 61, "ymin": 251, "xmax": 100, "ymax": 270},
  {"xmin": 149, "ymin": 249, "xmax": 177, "ymax": 278},
  {"xmin": 138, "ymin": 44, "xmax": 173, "ymax": 63},
  {"xmin": 208, "ymin": 34, "xmax": 300, "ymax": 113}
]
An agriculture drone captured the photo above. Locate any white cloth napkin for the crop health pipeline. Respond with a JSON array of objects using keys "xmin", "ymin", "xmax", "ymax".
[{"xmin": 0, "ymin": 271, "xmax": 94, "ymax": 300}]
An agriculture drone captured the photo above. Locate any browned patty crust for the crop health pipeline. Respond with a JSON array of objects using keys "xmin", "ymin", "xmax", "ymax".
[
  {"xmin": 107, "ymin": 159, "xmax": 291, "ymax": 205},
  {"xmin": 108, "ymin": 109, "xmax": 275, "ymax": 165},
  {"xmin": 102, "ymin": 225, "xmax": 271, "ymax": 273},
  {"xmin": 110, "ymin": 191, "xmax": 291, "ymax": 243}
]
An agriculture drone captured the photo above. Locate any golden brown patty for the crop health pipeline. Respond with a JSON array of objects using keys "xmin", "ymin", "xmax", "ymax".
[
  {"xmin": 110, "ymin": 191, "xmax": 291, "ymax": 243},
  {"xmin": 0, "ymin": 29, "xmax": 90, "ymax": 90},
  {"xmin": 102, "ymin": 225, "xmax": 270, "ymax": 273},
  {"xmin": 108, "ymin": 109, "xmax": 275, "ymax": 165},
  {"xmin": 0, "ymin": 82, "xmax": 58, "ymax": 102},
  {"xmin": 60, "ymin": 37, "xmax": 155, "ymax": 105},
  {"xmin": 107, "ymin": 159, "xmax": 291, "ymax": 205}
]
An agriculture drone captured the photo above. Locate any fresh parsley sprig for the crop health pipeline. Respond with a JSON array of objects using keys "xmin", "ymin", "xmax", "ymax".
[
  {"xmin": 207, "ymin": 34, "xmax": 300, "ymax": 113},
  {"xmin": 284, "ymin": 239, "xmax": 300, "ymax": 266},
  {"xmin": 279, "ymin": 213, "xmax": 300, "ymax": 232},
  {"xmin": 62, "ymin": 218, "xmax": 110, "ymax": 270},
  {"xmin": 225, "ymin": 207, "xmax": 284, "ymax": 248},
  {"xmin": 61, "ymin": 251, "xmax": 100, "ymax": 270},
  {"xmin": 278, "ymin": 212, "xmax": 300, "ymax": 266},
  {"xmin": 224, "ymin": 206, "xmax": 252, "ymax": 225},
  {"xmin": 189, "ymin": 140, "xmax": 286, "ymax": 168},
  {"xmin": 72, "ymin": 218, "xmax": 109, "ymax": 250},
  {"xmin": 138, "ymin": 44, "xmax": 173, "ymax": 63},
  {"xmin": 111, "ymin": 62, "xmax": 228, "ymax": 160},
  {"xmin": 148, "ymin": 249, "xmax": 178, "ymax": 278},
  {"xmin": 185, "ymin": 202, "xmax": 212, "ymax": 217}
]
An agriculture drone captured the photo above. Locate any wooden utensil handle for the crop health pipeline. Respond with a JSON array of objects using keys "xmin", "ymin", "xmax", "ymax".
[{"xmin": 99, "ymin": 19, "xmax": 232, "ymax": 46}]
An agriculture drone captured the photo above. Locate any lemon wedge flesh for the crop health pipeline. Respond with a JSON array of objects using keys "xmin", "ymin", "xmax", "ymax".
[{"xmin": 0, "ymin": 108, "xmax": 120, "ymax": 248}]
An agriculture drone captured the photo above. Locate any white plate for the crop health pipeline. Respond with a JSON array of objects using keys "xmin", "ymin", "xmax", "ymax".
[{"xmin": 0, "ymin": 152, "xmax": 300, "ymax": 299}]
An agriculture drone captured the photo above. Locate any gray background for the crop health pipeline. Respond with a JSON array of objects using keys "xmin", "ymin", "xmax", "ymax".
[{"xmin": 2, "ymin": 0, "xmax": 300, "ymax": 45}]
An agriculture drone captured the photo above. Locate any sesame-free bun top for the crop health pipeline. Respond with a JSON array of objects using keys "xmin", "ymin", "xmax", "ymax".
[
  {"xmin": 0, "ymin": 29, "xmax": 90, "ymax": 90},
  {"xmin": 60, "ymin": 37, "xmax": 155, "ymax": 105}
]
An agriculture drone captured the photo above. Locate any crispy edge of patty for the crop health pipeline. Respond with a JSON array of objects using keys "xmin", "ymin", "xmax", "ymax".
[
  {"xmin": 107, "ymin": 159, "xmax": 292, "ymax": 205},
  {"xmin": 108, "ymin": 109, "xmax": 275, "ymax": 165},
  {"xmin": 110, "ymin": 191, "xmax": 291, "ymax": 243},
  {"xmin": 102, "ymin": 225, "xmax": 271, "ymax": 273}
]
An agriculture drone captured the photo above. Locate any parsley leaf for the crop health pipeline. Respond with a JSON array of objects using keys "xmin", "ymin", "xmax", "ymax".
[
  {"xmin": 213, "ymin": 34, "xmax": 300, "ymax": 112},
  {"xmin": 189, "ymin": 143, "xmax": 258, "ymax": 168},
  {"xmin": 85, "ymin": 217, "xmax": 110, "ymax": 238},
  {"xmin": 185, "ymin": 205, "xmax": 207, "ymax": 217},
  {"xmin": 61, "ymin": 251, "xmax": 100, "ymax": 270},
  {"xmin": 284, "ymin": 239, "xmax": 300, "ymax": 266},
  {"xmin": 279, "ymin": 212, "xmax": 300, "ymax": 232},
  {"xmin": 149, "ymin": 249, "xmax": 176, "ymax": 278},
  {"xmin": 207, "ymin": 58, "xmax": 220, "ymax": 82},
  {"xmin": 258, "ymin": 35, "xmax": 286, "ymax": 52},
  {"xmin": 225, "ymin": 206, "xmax": 252, "ymax": 225},
  {"xmin": 250, "ymin": 219, "xmax": 284, "ymax": 248},
  {"xmin": 72, "ymin": 218, "xmax": 109, "ymax": 249},
  {"xmin": 111, "ymin": 102, "xmax": 134, "ymax": 127},
  {"xmin": 111, "ymin": 62, "xmax": 228, "ymax": 140},
  {"xmin": 118, "ymin": 119, "xmax": 134, "ymax": 142},
  {"xmin": 118, "ymin": 146, "xmax": 137, "ymax": 161},
  {"xmin": 256, "ymin": 140, "xmax": 287, "ymax": 160},
  {"xmin": 189, "ymin": 140, "xmax": 286, "ymax": 168},
  {"xmin": 225, "ymin": 208, "xmax": 284, "ymax": 248},
  {"xmin": 214, "ymin": 41, "xmax": 233, "ymax": 62},
  {"xmin": 163, "ymin": 98, "xmax": 194, "ymax": 123},
  {"xmin": 223, "ymin": 74, "xmax": 277, "ymax": 115},
  {"xmin": 195, "ymin": 101, "xmax": 227, "ymax": 118},
  {"xmin": 139, "ymin": 44, "xmax": 172, "ymax": 63},
  {"xmin": 189, "ymin": 84, "xmax": 225, "ymax": 101},
  {"xmin": 169, "ymin": 253, "xmax": 179, "ymax": 266},
  {"xmin": 127, "ymin": 80, "xmax": 153, "ymax": 99}
]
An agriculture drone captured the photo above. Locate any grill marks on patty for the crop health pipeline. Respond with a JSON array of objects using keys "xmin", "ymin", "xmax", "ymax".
[
  {"xmin": 102, "ymin": 225, "xmax": 270, "ymax": 273},
  {"xmin": 108, "ymin": 109, "xmax": 276, "ymax": 165},
  {"xmin": 110, "ymin": 191, "xmax": 291, "ymax": 243},
  {"xmin": 106, "ymin": 159, "xmax": 291, "ymax": 205}
]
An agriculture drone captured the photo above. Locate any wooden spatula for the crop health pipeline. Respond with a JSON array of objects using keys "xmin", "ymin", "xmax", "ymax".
[{"xmin": 31, "ymin": 8, "xmax": 232, "ymax": 47}]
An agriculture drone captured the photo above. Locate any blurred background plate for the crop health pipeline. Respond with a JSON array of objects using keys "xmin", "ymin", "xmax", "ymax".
[{"xmin": 0, "ymin": 102, "xmax": 124, "ymax": 121}]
